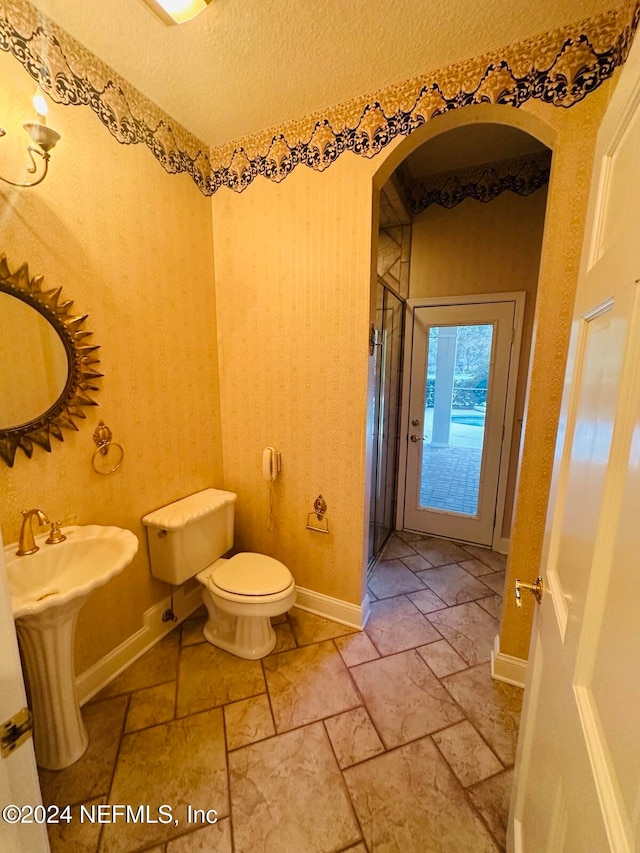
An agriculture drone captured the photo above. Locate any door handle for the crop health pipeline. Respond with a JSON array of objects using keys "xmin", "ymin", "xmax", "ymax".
[
  {"xmin": 515, "ymin": 576, "xmax": 543, "ymax": 607},
  {"xmin": 410, "ymin": 434, "xmax": 425, "ymax": 442}
]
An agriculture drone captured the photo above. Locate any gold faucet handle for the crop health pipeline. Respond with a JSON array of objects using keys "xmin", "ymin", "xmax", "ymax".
[{"xmin": 45, "ymin": 521, "xmax": 67, "ymax": 545}]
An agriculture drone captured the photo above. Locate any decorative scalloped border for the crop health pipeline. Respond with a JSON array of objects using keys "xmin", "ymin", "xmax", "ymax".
[
  {"xmin": 0, "ymin": 1, "xmax": 638, "ymax": 196},
  {"xmin": 409, "ymin": 151, "xmax": 552, "ymax": 213}
]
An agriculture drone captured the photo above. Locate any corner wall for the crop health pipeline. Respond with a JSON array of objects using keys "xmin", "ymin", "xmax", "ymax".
[
  {"xmin": 0, "ymin": 51, "xmax": 223, "ymax": 674},
  {"xmin": 211, "ymin": 153, "xmax": 377, "ymax": 606}
]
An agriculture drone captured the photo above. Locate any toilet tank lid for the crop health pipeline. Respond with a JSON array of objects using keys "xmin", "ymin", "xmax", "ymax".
[{"xmin": 142, "ymin": 488, "xmax": 237, "ymax": 530}]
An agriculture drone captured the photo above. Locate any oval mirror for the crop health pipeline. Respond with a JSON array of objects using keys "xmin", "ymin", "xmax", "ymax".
[{"xmin": 0, "ymin": 254, "xmax": 101, "ymax": 467}]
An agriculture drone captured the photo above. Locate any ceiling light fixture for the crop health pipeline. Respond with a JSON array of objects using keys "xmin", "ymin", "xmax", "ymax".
[
  {"xmin": 0, "ymin": 88, "xmax": 60, "ymax": 188},
  {"xmin": 142, "ymin": 0, "xmax": 212, "ymax": 25}
]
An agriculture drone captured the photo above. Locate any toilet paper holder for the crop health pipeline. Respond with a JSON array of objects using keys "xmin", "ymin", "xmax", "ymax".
[{"xmin": 306, "ymin": 495, "xmax": 329, "ymax": 534}]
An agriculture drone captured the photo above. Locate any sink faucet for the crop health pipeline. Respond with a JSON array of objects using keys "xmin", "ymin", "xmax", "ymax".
[{"xmin": 16, "ymin": 509, "xmax": 50, "ymax": 556}]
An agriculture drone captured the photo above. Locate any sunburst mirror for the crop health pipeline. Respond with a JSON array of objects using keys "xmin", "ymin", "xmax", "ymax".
[{"xmin": 0, "ymin": 253, "xmax": 101, "ymax": 467}]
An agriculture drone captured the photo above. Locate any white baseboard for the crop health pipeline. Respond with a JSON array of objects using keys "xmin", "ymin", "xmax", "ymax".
[
  {"xmin": 491, "ymin": 634, "xmax": 527, "ymax": 688},
  {"xmin": 77, "ymin": 584, "xmax": 367, "ymax": 704},
  {"xmin": 294, "ymin": 586, "xmax": 368, "ymax": 630},
  {"xmin": 76, "ymin": 584, "xmax": 203, "ymax": 705}
]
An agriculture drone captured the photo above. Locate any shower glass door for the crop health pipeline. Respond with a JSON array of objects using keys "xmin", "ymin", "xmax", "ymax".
[{"xmin": 368, "ymin": 281, "xmax": 404, "ymax": 566}]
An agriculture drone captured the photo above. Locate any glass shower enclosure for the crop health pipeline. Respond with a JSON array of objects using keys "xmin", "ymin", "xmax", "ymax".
[{"xmin": 368, "ymin": 280, "xmax": 404, "ymax": 566}]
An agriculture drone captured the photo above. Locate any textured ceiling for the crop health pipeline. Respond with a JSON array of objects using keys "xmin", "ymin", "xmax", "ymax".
[{"xmin": 29, "ymin": 0, "xmax": 618, "ymax": 148}]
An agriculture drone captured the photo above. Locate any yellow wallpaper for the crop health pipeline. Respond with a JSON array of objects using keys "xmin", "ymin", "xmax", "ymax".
[
  {"xmin": 0, "ymin": 51, "xmax": 223, "ymax": 674},
  {"xmin": 211, "ymin": 153, "xmax": 377, "ymax": 605},
  {"xmin": 409, "ymin": 187, "xmax": 549, "ymax": 540}
]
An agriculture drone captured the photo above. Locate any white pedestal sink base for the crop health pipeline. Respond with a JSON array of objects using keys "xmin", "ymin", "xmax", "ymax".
[
  {"xmin": 16, "ymin": 596, "xmax": 89, "ymax": 771},
  {"xmin": 5, "ymin": 525, "xmax": 139, "ymax": 771}
]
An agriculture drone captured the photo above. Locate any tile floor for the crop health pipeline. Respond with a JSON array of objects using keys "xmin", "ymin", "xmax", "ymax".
[{"xmin": 38, "ymin": 532, "xmax": 522, "ymax": 853}]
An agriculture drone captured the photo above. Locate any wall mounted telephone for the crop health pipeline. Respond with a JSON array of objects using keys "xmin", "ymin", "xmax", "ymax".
[{"xmin": 262, "ymin": 447, "xmax": 281, "ymax": 482}]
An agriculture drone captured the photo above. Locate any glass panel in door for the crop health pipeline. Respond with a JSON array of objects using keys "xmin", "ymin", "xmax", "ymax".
[
  {"xmin": 420, "ymin": 323, "xmax": 493, "ymax": 516},
  {"xmin": 404, "ymin": 301, "xmax": 514, "ymax": 545}
]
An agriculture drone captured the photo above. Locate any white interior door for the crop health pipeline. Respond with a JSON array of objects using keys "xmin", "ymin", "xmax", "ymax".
[
  {"xmin": 403, "ymin": 298, "xmax": 518, "ymax": 545},
  {"xmin": 0, "ymin": 531, "xmax": 49, "ymax": 852},
  {"xmin": 509, "ymin": 31, "xmax": 640, "ymax": 853}
]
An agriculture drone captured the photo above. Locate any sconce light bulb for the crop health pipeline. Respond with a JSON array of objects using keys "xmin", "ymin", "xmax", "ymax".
[{"xmin": 32, "ymin": 88, "xmax": 48, "ymax": 122}]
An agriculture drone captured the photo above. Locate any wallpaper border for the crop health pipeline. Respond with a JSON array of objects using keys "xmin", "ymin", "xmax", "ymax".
[
  {"xmin": 1, "ymin": 1, "xmax": 638, "ymax": 196},
  {"xmin": 409, "ymin": 151, "xmax": 552, "ymax": 213}
]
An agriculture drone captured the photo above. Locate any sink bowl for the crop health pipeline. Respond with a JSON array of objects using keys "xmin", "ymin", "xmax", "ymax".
[
  {"xmin": 5, "ymin": 524, "xmax": 138, "ymax": 619},
  {"xmin": 4, "ymin": 524, "xmax": 138, "ymax": 770}
]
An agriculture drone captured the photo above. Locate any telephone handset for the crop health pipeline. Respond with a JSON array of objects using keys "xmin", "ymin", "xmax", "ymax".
[{"xmin": 262, "ymin": 447, "xmax": 281, "ymax": 482}]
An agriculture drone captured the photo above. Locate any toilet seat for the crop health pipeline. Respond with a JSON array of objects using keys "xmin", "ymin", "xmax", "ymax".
[{"xmin": 197, "ymin": 552, "xmax": 294, "ymax": 604}]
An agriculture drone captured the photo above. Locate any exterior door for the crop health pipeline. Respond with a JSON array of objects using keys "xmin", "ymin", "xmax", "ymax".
[
  {"xmin": 509, "ymin": 31, "xmax": 640, "ymax": 852},
  {"xmin": 403, "ymin": 299, "xmax": 518, "ymax": 545},
  {"xmin": 0, "ymin": 531, "xmax": 49, "ymax": 852}
]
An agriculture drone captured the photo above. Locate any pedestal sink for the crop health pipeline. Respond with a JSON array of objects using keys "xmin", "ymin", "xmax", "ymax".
[{"xmin": 4, "ymin": 525, "xmax": 138, "ymax": 770}]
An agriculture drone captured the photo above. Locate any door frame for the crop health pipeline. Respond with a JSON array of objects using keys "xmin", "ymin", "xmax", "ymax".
[{"xmin": 396, "ymin": 291, "xmax": 526, "ymax": 550}]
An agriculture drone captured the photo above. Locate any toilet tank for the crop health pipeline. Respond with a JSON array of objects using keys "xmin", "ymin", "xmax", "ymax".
[{"xmin": 142, "ymin": 489, "xmax": 236, "ymax": 585}]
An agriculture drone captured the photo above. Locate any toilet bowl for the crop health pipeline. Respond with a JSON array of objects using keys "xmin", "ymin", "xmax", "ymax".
[
  {"xmin": 142, "ymin": 489, "xmax": 296, "ymax": 660},
  {"xmin": 197, "ymin": 553, "xmax": 296, "ymax": 658}
]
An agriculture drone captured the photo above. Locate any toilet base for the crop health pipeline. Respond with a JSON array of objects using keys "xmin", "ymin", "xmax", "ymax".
[{"xmin": 200, "ymin": 588, "xmax": 294, "ymax": 660}]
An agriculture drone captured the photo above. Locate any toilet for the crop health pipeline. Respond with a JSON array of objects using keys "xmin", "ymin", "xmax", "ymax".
[{"xmin": 142, "ymin": 488, "xmax": 296, "ymax": 659}]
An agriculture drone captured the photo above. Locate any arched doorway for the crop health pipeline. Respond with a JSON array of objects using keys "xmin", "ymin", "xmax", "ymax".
[{"xmin": 366, "ymin": 106, "xmax": 556, "ymax": 569}]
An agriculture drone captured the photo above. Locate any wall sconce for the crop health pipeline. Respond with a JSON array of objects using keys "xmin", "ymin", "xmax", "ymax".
[
  {"xmin": 141, "ymin": 0, "xmax": 212, "ymax": 25},
  {"xmin": 0, "ymin": 89, "xmax": 61, "ymax": 188}
]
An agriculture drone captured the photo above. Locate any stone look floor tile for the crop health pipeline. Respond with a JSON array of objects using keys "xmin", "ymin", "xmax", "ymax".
[
  {"xmin": 443, "ymin": 664, "xmax": 523, "ymax": 766},
  {"xmin": 176, "ymin": 642, "xmax": 265, "ymax": 716},
  {"xmin": 125, "ymin": 681, "xmax": 176, "ymax": 732},
  {"xmin": 229, "ymin": 722, "xmax": 361, "ymax": 853},
  {"xmin": 468, "ymin": 768, "xmax": 514, "ymax": 850},
  {"xmin": 101, "ymin": 708, "xmax": 228, "ymax": 853},
  {"xmin": 427, "ymin": 601, "xmax": 498, "ymax": 665},
  {"xmin": 432, "ymin": 720, "xmax": 503, "ymax": 787},
  {"xmin": 343, "ymin": 736, "xmax": 498, "ymax": 852},
  {"xmin": 166, "ymin": 818, "xmax": 232, "ymax": 852},
  {"xmin": 95, "ymin": 631, "xmax": 180, "ymax": 699},
  {"xmin": 407, "ymin": 587, "xmax": 448, "ymax": 614},
  {"xmin": 270, "ymin": 620, "xmax": 297, "ymax": 653},
  {"xmin": 324, "ymin": 707, "xmax": 385, "ymax": 768},
  {"xmin": 350, "ymin": 650, "xmax": 464, "ymax": 748},
  {"xmin": 400, "ymin": 552, "xmax": 435, "ymax": 573},
  {"xmin": 39, "ymin": 696, "xmax": 128, "ymax": 807},
  {"xmin": 366, "ymin": 596, "xmax": 441, "ymax": 655},
  {"xmin": 477, "ymin": 594, "xmax": 503, "ymax": 620},
  {"xmin": 416, "ymin": 639, "xmax": 468, "ymax": 677},
  {"xmin": 46, "ymin": 797, "xmax": 105, "ymax": 853},
  {"xmin": 264, "ymin": 641, "xmax": 360, "ymax": 732},
  {"xmin": 288, "ymin": 607, "xmax": 356, "ymax": 645},
  {"xmin": 367, "ymin": 558, "xmax": 427, "ymax": 599},
  {"xmin": 417, "ymin": 563, "xmax": 494, "ymax": 606},
  {"xmin": 395, "ymin": 529, "xmax": 425, "ymax": 544},
  {"xmin": 480, "ymin": 571, "xmax": 506, "ymax": 597},
  {"xmin": 334, "ymin": 630, "xmax": 380, "ymax": 667},
  {"xmin": 224, "ymin": 694, "xmax": 275, "ymax": 751},
  {"xmin": 458, "ymin": 557, "xmax": 495, "ymax": 577},
  {"xmin": 412, "ymin": 537, "xmax": 471, "ymax": 567},
  {"xmin": 381, "ymin": 534, "xmax": 419, "ymax": 560},
  {"xmin": 462, "ymin": 545, "xmax": 507, "ymax": 572},
  {"xmin": 38, "ymin": 535, "xmax": 520, "ymax": 853},
  {"xmin": 181, "ymin": 615, "xmax": 206, "ymax": 646}
]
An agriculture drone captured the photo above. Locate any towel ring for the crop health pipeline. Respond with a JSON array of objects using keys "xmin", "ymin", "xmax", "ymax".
[{"xmin": 91, "ymin": 421, "xmax": 124, "ymax": 475}]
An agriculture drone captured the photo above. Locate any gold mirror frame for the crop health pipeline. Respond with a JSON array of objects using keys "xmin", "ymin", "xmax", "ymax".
[{"xmin": 0, "ymin": 254, "xmax": 101, "ymax": 467}]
